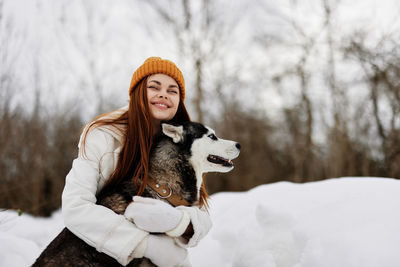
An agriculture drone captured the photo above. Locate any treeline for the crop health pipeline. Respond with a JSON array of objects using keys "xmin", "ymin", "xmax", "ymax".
[
  {"xmin": 206, "ymin": 32, "xmax": 400, "ymax": 192},
  {"xmin": 0, "ymin": 105, "xmax": 82, "ymax": 216}
]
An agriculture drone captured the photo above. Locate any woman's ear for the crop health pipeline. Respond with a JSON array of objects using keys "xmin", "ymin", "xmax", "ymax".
[{"xmin": 161, "ymin": 123, "xmax": 184, "ymax": 143}]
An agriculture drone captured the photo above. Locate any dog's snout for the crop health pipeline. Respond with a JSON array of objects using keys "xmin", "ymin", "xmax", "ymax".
[{"xmin": 235, "ymin": 143, "xmax": 241, "ymax": 150}]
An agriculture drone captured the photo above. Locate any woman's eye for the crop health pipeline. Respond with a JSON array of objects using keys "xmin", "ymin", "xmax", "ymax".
[
  {"xmin": 208, "ymin": 134, "xmax": 218, "ymax": 140},
  {"xmin": 148, "ymin": 86, "xmax": 159, "ymax": 90}
]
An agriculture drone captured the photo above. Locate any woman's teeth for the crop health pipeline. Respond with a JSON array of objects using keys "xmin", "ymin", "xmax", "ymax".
[{"xmin": 155, "ymin": 103, "xmax": 168, "ymax": 108}]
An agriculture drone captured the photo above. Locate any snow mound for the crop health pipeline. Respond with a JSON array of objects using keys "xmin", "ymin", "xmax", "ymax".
[
  {"xmin": 189, "ymin": 177, "xmax": 400, "ymax": 267},
  {"xmin": 1, "ymin": 177, "xmax": 400, "ymax": 267}
]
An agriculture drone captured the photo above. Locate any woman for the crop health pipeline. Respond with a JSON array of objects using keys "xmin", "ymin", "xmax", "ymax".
[{"xmin": 62, "ymin": 57, "xmax": 211, "ymax": 266}]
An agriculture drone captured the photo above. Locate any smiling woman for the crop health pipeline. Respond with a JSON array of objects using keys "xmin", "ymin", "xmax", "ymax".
[{"xmin": 44, "ymin": 57, "xmax": 212, "ymax": 267}]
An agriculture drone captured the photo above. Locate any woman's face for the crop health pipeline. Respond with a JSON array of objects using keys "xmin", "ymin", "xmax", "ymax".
[{"xmin": 147, "ymin": 73, "xmax": 180, "ymax": 127}]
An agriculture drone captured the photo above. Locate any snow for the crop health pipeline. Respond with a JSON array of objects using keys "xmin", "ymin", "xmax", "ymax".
[
  {"xmin": 1, "ymin": 177, "xmax": 400, "ymax": 267},
  {"xmin": 0, "ymin": 210, "xmax": 64, "ymax": 266}
]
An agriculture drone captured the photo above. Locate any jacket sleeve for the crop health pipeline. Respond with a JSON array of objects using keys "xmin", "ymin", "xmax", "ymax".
[{"xmin": 62, "ymin": 127, "xmax": 148, "ymax": 266}]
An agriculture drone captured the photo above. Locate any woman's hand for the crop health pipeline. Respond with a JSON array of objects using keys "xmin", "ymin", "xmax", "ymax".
[
  {"xmin": 124, "ymin": 196, "xmax": 213, "ymax": 247},
  {"xmin": 124, "ymin": 196, "xmax": 189, "ymax": 233}
]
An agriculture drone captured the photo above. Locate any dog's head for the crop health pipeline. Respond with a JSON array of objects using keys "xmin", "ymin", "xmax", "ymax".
[{"xmin": 162, "ymin": 122, "xmax": 241, "ymax": 174}]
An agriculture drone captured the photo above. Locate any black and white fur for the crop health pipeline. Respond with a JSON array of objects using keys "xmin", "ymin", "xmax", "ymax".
[{"xmin": 33, "ymin": 121, "xmax": 240, "ymax": 267}]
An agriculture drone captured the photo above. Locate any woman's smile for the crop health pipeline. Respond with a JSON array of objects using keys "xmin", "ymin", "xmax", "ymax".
[{"xmin": 151, "ymin": 100, "xmax": 170, "ymax": 110}]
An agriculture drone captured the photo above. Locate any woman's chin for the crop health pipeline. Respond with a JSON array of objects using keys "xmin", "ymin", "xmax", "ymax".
[
  {"xmin": 151, "ymin": 113, "xmax": 174, "ymax": 123},
  {"xmin": 150, "ymin": 109, "xmax": 176, "ymax": 121}
]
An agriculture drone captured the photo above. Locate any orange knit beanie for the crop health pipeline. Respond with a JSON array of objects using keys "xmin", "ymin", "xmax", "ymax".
[{"xmin": 129, "ymin": 57, "xmax": 185, "ymax": 100}]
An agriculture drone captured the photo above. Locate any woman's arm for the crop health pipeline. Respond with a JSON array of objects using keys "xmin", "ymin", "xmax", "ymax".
[{"xmin": 62, "ymin": 128, "xmax": 148, "ymax": 265}]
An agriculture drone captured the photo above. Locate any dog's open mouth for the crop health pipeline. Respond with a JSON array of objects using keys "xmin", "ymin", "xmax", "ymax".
[{"xmin": 207, "ymin": 155, "xmax": 233, "ymax": 167}]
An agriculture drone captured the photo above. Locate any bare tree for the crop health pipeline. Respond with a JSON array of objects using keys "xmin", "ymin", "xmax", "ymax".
[
  {"xmin": 343, "ymin": 33, "xmax": 400, "ymax": 177},
  {"xmin": 143, "ymin": 0, "xmax": 242, "ymax": 123},
  {"xmin": 55, "ymin": 0, "xmax": 118, "ymax": 115},
  {"xmin": 255, "ymin": 0, "xmax": 328, "ymax": 182},
  {"xmin": 253, "ymin": 0, "xmax": 394, "ymax": 183},
  {"xmin": 0, "ymin": 0, "xmax": 84, "ymax": 216}
]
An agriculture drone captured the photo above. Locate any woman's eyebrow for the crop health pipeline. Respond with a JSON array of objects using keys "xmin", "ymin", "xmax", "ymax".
[{"xmin": 149, "ymin": 80, "xmax": 178, "ymax": 88}]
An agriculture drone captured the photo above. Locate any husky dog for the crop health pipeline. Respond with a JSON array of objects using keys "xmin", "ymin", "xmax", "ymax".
[{"xmin": 33, "ymin": 121, "xmax": 240, "ymax": 267}]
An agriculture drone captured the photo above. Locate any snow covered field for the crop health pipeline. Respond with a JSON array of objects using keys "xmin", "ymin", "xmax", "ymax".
[{"xmin": 1, "ymin": 177, "xmax": 400, "ymax": 267}]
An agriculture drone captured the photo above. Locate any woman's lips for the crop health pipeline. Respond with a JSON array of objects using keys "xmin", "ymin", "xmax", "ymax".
[{"xmin": 152, "ymin": 101, "xmax": 169, "ymax": 110}]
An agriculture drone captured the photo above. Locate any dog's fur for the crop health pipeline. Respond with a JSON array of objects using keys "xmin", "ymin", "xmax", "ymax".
[{"xmin": 33, "ymin": 121, "xmax": 240, "ymax": 267}]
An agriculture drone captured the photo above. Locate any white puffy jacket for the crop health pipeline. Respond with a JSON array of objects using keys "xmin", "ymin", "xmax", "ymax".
[{"xmin": 62, "ymin": 107, "xmax": 211, "ymax": 266}]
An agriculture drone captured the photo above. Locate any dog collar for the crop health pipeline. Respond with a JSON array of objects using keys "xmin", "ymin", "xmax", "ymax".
[{"xmin": 147, "ymin": 178, "xmax": 190, "ymax": 207}]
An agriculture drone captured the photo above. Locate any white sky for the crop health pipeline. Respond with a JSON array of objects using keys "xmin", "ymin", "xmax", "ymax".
[{"xmin": 2, "ymin": 0, "xmax": 400, "ymax": 122}]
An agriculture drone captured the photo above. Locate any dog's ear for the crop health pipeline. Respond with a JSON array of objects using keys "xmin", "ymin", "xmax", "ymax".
[{"xmin": 162, "ymin": 123, "xmax": 184, "ymax": 143}]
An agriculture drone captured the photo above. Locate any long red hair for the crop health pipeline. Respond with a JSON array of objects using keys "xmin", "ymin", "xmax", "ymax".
[{"xmin": 82, "ymin": 76, "xmax": 209, "ymax": 208}]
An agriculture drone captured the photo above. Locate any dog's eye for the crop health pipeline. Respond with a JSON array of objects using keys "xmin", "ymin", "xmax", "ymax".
[{"xmin": 208, "ymin": 134, "xmax": 218, "ymax": 140}]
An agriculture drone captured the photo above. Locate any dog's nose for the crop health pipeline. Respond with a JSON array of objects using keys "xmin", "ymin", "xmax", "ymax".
[{"xmin": 235, "ymin": 143, "xmax": 241, "ymax": 150}]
